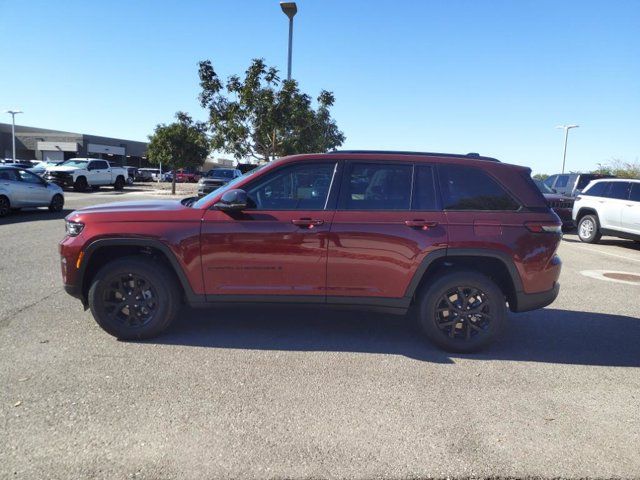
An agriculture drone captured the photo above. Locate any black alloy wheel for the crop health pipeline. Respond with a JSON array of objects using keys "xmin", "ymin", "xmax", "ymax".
[
  {"xmin": 434, "ymin": 286, "xmax": 492, "ymax": 341},
  {"xmin": 102, "ymin": 273, "xmax": 159, "ymax": 328},
  {"xmin": 88, "ymin": 256, "xmax": 181, "ymax": 340},
  {"xmin": 417, "ymin": 270, "xmax": 506, "ymax": 352}
]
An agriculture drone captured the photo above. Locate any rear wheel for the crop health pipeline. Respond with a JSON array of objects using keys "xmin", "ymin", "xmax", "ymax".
[
  {"xmin": 48, "ymin": 194, "xmax": 64, "ymax": 212},
  {"xmin": 417, "ymin": 270, "xmax": 506, "ymax": 353},
  {"xmin": 74, "ymin": 176, "xmax": 88, "ymax": 192},
  {"xmin": 577, "ymin": 214, "xmax": 601, "ymax": 244},
  {"xmin": 0, "ymin": 196, "xmax": 10, "ymax": 217},
  {"xmin": 88, "ymin": 256, "xmax": 181, "ymax": 340},
  {"xmin": 113, "ymin": 176, "xmax": 125, "ymax": 191}
]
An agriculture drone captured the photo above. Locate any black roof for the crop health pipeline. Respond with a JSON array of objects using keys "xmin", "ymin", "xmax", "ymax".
[{"xmin": 327, "ymin": 150, "xmax": 500, "ymax": 162}]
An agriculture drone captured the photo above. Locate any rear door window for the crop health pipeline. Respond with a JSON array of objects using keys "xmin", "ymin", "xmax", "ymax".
[
  {"xmin": 629, "ymin": 184, "xmax": 640, "ymax": 202},
  {"xmin": 438, "ymin": 164, "xmax": 519, "ymax": 211},
  {"xmin": 340, "ymin": 162, "xmax": 413, "ymax": 210},
  {"xmin": 606, "ymin": 182, "xmax": 631, "ymax": 200}
]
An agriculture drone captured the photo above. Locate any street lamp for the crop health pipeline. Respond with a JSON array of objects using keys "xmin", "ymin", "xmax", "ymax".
[
  {"xmin": 280, "ymin": 2, "xmax": 297, "ymax": 81},
  {"xmin": 5, "ymin": 109, "xmax": 23, "ymax": 162},
  {"xmin": 556, "ymin": 124, "xmax": 579, "ymax": 174}
]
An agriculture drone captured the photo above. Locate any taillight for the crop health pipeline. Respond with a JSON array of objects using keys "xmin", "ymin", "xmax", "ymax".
[{"xmin": 525, "ymin": 222, "xmax": 562, "ymax": 234}]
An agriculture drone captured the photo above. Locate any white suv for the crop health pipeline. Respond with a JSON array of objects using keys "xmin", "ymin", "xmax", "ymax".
[{"xmin": 572, "ymin": 179, "xmax": 640, "ymax": 243}]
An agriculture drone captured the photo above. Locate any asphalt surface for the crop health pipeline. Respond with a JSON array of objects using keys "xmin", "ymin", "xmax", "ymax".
[{"xmin": 1, "ymin": 191, "xmax": 639, "ymax": 479}]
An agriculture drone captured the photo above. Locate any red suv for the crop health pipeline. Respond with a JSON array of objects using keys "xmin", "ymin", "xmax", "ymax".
[{"xmin": 59, "ymin": 151, "xmax": 562, "ymax": 352}]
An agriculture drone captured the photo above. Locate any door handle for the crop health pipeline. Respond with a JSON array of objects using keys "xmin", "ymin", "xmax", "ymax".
[
  {"xmin": 291, "ymin": 218, "xmax": 325, "ymax": 228},
  {"xmin": 405, "ymin": 219, "xmax": 438, "ymax": 230}
]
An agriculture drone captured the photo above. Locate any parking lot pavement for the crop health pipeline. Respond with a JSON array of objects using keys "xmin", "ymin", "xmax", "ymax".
[{"xmin": 1, "ymin": 194, "xmax": 639, "ymax": 479}]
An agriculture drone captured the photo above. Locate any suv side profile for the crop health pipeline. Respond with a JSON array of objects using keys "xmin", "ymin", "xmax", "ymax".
[
  {"xmin": 572, "ymin": 179, "xmax": 640, "ymax": 243},
  {"xmin": 59, "ymin": 151, "xmax": 562, "ymax": 352}
]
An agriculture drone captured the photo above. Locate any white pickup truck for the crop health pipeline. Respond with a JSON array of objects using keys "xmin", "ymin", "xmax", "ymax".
[{"xmin": 44, "ymin": 158, "xmax": 128, "ymax": 191}]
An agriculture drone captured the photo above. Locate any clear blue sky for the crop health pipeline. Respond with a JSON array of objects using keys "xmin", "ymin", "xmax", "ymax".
[{"xmin": 1, "ymin": 0, "xmax": 638, "ymax": 173}]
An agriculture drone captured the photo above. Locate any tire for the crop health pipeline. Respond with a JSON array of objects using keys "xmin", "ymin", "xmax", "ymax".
[
  {"xmin": 113, "ymin": 176, "xmax": 125, "ymax": 191},
  {"xmin": 0, "ymin": 195, "xmax": 10, "ymax": 217},
  {"xmin": 577, "ymin": 214, "xmax": 601, "ymax": 244},
  {"xmin": 416, "ymin": 270, "xmax": 506, "ymax": 353},
  {"xmin": 49, "ymin": 194, "xmax": 64, "ymax": 212},
  {"xmin": 74, "ymin": 176, "xmax": 88, "ymax": 192},
  {"xmin": 88, "ymin": 256, "xmax": 181, "ymax": 340}
]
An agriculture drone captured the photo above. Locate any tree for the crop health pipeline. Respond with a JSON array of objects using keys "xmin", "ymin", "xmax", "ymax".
[
  {"xmin": 532, "ymin": 173, "xmax": 549, "ymax": 181},
  {"xmin": 147, "ymin": 112, "xmax": 209, "ymax": 194},
  {"xmin": 198, "ymin": 58, "xmax": 345, "ymax": 162},
  {"xmin": 593, "ymin": 159, "xmax": 640, "ymax": 179}
]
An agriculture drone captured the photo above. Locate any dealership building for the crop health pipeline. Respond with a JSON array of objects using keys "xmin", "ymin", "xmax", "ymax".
[{"xmin": 0, "ymin": 123, "xmax": 148, "ymax": 166}]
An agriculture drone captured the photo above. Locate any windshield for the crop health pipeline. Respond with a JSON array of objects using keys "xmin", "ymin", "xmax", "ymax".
[
  {"xmin": 534, "ymin": 179, "xmax": 554, "ymax": 194},
  {"xmin": 208, "ymin": 169, "xmax": 234, "ymax": 179},
  {"xmin": 192, "ymin": 163, "xmax": 268, "ymax": 208},
  {"xmin": 61, "ymin": 160, "xmax": 89, "ymax": 168}
]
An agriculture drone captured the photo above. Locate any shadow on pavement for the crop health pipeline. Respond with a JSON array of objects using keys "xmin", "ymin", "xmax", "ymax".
[
  {"xmin": 149, "ymin": 305, "xmax": 640, "ymax": 366},
  {"xmin": 0, "ymin": 208, "xmax": 71, "ymax": 225}
]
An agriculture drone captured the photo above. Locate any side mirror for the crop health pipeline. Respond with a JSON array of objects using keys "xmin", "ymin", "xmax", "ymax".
[{"xmin": 214, "ymin": 189, "xmax": 248, "ymax": 211}]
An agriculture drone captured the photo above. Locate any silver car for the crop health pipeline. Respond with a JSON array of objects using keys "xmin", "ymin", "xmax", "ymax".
[{"xmin": 0, "ymin": 166, "xmax": 65, "ymax": 217}]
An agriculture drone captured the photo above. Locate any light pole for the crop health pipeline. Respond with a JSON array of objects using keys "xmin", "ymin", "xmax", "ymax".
[
  {"xmin": 280, "ymin": 2, "xmax": 297, "ymax": 81},
  {"xmin": 5, "ymin": 109, "xmax": 23, "ymax": 162},
  {"xmin": 556, "ymin": 124, "xmax": 579, "ymax": 174}
]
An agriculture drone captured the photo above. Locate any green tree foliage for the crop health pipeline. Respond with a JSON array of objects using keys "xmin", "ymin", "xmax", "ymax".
[
  {"xmin": 532, "ymin": 173, "xmax": 549, "ymax": 181},
  {"xmin": 147, "ymin": 112, "xmax": 209, "ymax": 194},
  {"xmin": 593, "ymin": 159, "xmax": 640, "ymax": 179},
  {"xmin": 198, "ymin": 58, "xmax": 345, "ymax": 162}
]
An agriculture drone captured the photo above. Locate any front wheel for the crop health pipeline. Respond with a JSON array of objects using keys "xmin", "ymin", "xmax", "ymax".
[
  {"xmin": 417, "ymin": 270, "xmax": 506, "ymax": 353},
  {"xmin": 577, "ymin": 214, "xmax": 601, "ymax": 244},
  {"xmin": 88, "ymin": 256, "xmax": 181, "ymax": 340},
  {"xmin": 48, "ymin": 194, "xmax": 64, "ymax": 212},
  {"xmin": 74, "ymin": 176, "xmax": 88, "ymax": 192}
]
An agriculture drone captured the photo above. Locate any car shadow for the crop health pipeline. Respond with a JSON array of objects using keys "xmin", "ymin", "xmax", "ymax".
[
  {"xmin": 0, "ymin": 208, "xmax": 71, "ymax": 224},
  {"xmin": 147, "ymin": 306, "xmax": 640, "ymax": 367}
]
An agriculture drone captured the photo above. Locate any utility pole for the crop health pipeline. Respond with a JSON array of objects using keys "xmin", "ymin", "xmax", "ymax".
[
  {"xmin": 280, "ymin": 2, "xmax": 298, "ymax": 80},
  {"xmin": 556, "ymin": 124, "xmax": 579, "ymax": 174},
  {"xmin": 5, "ymin": 110, "xmax": 23, "ymax": 161}
]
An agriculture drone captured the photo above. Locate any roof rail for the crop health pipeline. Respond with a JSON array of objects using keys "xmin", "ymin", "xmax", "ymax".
[{"xmin": 327, "ymin": 150, "xmax": 500, "ymax": 162}]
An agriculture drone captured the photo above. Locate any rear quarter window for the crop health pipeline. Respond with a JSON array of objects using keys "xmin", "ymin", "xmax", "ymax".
[{"xmin": 438, "ymin": 165, "xmax": 520, "ymax": 211}]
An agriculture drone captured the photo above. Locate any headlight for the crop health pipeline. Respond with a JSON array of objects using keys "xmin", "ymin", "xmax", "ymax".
[{"xmin": 65, "ymin": 220, "xmax": 85, "ymax": 236}]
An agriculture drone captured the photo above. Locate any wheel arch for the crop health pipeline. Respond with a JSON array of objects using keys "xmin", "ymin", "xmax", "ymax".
[
  {"xmin": 78, "ymin": 238, "xmax": 204, "ymax": 306},
  {"xmin": 405, "ymin": 248, "xmax": 522, "ymax": 311},
  {"xmin": 576, "ymin": 207, "xmax": 598, "ymax": 223}
]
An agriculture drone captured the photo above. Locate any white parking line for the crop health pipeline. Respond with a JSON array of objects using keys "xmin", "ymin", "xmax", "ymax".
[{"xmin": 562, "ymin": 240, "xmax": 640, "ymax": 263}]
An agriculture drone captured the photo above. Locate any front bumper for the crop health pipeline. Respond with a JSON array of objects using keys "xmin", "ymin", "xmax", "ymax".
[{"xmin": 46, "ymin": 173, "xmax": 74, "ymax": 188}]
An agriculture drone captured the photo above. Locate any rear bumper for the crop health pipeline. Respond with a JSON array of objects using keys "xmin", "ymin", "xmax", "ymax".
[
  {"xmin": 63, "ymin": 283, "xmax": 82, "ymax": 299},
  {"xmin": 511, "ymin": 282, "xmax": 560, "ymax": 312}
]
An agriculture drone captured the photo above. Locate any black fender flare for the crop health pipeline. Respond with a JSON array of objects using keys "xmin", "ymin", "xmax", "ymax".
[
  {"xmin": 403, "ymin": 248, "xmax": 524, "ymax": 299},
  {"xmin": 79, "ymin": 237, "xmax": 205, "ymax": 305}
]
